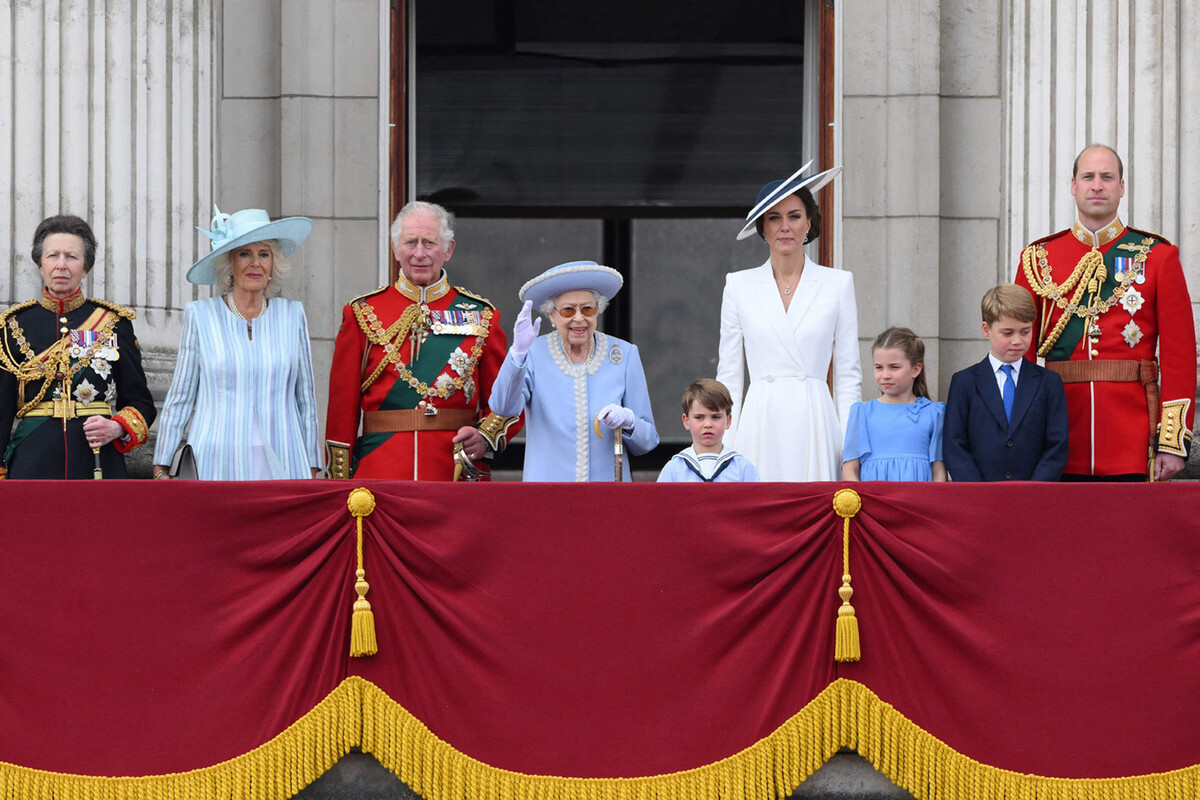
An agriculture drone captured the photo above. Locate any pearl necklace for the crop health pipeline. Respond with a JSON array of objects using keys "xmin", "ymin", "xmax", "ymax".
[
  {"xmin": 226, "ymin": 294, "xmax": 267, "ymax": 340},
  {"xmin": 562, "ymin": 333, "xmax": 596, "ymax": 365}
]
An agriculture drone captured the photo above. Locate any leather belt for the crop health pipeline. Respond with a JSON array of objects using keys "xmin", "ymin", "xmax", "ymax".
[
  {"xmin": 1047, "ymin": 358, "xmax": 1160, "ymax": 458},
  {"xmin": 362, "ymin": 408, "xmax": 477, "ymax": 434},
  {"xmin": 20, "ymin": 400, "xmax": 112, "ymax": 419},
  {"xmin": 1044, "ymin": 359, "xmax": 1153, "ymax": 384}
]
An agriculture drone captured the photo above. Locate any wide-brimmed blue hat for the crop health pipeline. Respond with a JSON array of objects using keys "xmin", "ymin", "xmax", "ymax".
[
  {"xmin": 518, "ymin": 261, "xmax": 623, "ymax": 310},
  {"xmin": 735, "ymin": 162, "xmax": 843, "ymax": 241},
  {"xmin": 186, "ymin": 207, "xmax": 314, "ymax": 285}
]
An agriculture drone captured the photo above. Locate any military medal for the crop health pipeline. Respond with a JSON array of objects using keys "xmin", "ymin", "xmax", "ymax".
[{"xmin": 1113, "ymin": 256, "xmax": 1133, "ymax": 282}]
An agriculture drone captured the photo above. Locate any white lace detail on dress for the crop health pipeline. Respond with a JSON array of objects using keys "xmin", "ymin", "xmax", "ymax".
[{"xmin": 549, "ymin": 331, "xmax": 608, "ymax": 481}]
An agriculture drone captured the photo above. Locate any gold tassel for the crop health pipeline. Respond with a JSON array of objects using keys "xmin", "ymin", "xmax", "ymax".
[
  {"xmin": 832, "ymin": 489, "xmax": 862, "ymax": 662},
  {"xmin": 348, "ymin": 487, "xmax": 378, "ymax": 657}
]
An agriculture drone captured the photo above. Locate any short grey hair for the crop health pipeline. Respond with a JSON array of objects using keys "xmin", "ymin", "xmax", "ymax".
[
  {"xmin": 539, "ymin": 291, "xmax": 608, "ymax": 318},
  {"xmin": 212, "ymin": 240, "xmax": 290, "ymax": 297},
  {"xmin": 390, "ymin": 201, "xmax": 455, "ymax": 250}
]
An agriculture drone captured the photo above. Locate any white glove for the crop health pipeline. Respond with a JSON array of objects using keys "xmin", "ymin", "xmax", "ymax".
[
  {"xmin": 511, "ymin": 299, "xmax": 542, "ymax": 359},
  {"xmin": 597, "ymin": 403, "xmax": 635, "ymax": 431}
]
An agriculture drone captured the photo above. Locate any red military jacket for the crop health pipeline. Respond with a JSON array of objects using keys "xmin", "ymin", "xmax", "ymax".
[
  {"xmin": 325, "ymin": 270, "xmax": 520, "ymax": 480},
  {"xmin": 1015, "ymin": 218, "xmax": 1195, "ymax": 476}
]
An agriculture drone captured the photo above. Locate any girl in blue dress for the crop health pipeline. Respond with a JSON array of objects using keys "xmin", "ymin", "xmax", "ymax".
[{"xmin": 842, "ymin": 327, "xmax": 946, "ymax": 481}]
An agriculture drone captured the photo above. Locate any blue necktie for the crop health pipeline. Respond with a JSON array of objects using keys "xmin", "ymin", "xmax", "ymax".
[{"xmin": 1000, "ymin": 364, "xmax": 1015, "ymax": 422}]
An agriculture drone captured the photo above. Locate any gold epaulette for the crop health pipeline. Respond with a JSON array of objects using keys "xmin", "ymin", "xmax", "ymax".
[
  {"xmin": 0, "ymin": 299, "xmax": 38, "ymax": 327},
  {"xmin": 453, "ymin": 287, "xmax": 497, "ymax": 310},
  {"xmin": 347, "ymin": 285, "xmax": 391, "ymax": 307},
  {"xmin": 89, "ymin": 299, "xmax": 136, "ymax": 320},
  {"xmin": 1025, "ymin": 229, "xmax": 1071, "ymax": 249},
  {"xmin": 1125, "ymin": 226, "xmax": 1171, "ymax": 246}
]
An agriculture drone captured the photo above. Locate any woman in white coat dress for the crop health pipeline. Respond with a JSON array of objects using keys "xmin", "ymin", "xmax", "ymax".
[{"xmin": 715, "ymin": 164, "xmax": 861, "ymax": 481}]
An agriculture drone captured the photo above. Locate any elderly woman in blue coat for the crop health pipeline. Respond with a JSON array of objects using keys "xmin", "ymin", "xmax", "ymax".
[
  {"xmin": 151, "ymin": 208, "xmax": 323, "ymax": 480},
  {"xmin": 489, "ymin": 261, "xmax": 658, "ymax": 481}
]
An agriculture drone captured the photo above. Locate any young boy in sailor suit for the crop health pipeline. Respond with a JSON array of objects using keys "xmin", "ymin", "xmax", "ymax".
[{"xmin": 658, "ymin": 379, "xmax": 760, "ymax": 483}]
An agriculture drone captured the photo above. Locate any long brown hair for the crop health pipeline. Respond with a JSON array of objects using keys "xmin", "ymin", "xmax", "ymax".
[{"xmin": 872, "ymin": 327, "xmax": 929, "ymax": 399}]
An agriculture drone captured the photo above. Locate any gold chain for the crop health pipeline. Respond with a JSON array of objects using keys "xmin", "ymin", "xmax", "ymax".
[
  {"xmin": 352, "ymin": 299, "xmax": 491, "ymax": 398},
  {"xmin": 1021, "ymin": 239, "xmax": 1151, "ymax": 357}
]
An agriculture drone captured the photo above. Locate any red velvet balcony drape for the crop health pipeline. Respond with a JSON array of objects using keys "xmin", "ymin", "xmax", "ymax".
[{"xmin": 0, "ymin": 480, "xmax": 1197, "ymax": 798}]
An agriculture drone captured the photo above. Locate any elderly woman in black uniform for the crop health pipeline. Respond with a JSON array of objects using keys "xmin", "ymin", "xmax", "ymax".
[{"xmin": 0, "ymin": 215, "xmax": 157, "ymax": 479}]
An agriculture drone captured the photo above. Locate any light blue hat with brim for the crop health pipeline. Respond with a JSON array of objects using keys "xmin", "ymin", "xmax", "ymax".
[
  {"xmin": 518, "ymin": 261, "xmax": 624, "ymax": 310},
  {"xmin": 186, "ymin": 206, "xmax": 314, "ymax": 285},
  {"xmin": 735, "ymin": 161, "xmax": 843, "ymax": 241}
]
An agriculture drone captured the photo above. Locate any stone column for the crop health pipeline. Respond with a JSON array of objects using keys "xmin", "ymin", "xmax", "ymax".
[
  {"xmin": 840, "ymin": 0, "xmax": 944, "ymax": 395},
  {"xmin": 0, "ymin": 0, "xmax": 215, "ymax": 344}
]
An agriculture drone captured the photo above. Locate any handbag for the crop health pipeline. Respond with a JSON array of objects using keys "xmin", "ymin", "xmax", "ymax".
[{"xmin": 168, "ymin": 442, "xmax": 198, "ymax": 479}]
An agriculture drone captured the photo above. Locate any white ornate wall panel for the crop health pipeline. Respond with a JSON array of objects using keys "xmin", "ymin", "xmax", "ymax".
[
  {"xmin": 0, "ymin": 0, "xmax": 214, "ymax": 327},
  {"xmin": 1005, "ymin": 0, "xmax": 1200, "ymax": 289}
]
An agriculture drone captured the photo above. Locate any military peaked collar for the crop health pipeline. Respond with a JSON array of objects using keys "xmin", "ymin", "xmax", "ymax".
[
  {"xmin": 1072, "ymin": 216, "xmax": 1125, "ymax": 249},
  {"xmin": 39, "ymin": 288, "xmax": 86, "ymax": 314},
  {"xmin": 394, "ymin": 270, "xmax": 450, "ymax": 304}
]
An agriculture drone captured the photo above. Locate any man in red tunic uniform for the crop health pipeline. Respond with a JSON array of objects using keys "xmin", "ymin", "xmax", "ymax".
[
  {"xmin": 325, "ymin": 201, "xmax": 520, "ymax": 479},
  {"xmin": 1015, "ymin": 144, "xmax": 1195, "ymax": 481}
]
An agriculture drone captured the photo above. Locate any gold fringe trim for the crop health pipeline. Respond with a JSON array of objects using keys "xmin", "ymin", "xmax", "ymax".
[
  {"xmin": 3, "ymin": 677, "xmax": 1198, "ymax": 799},
  {"xmin": 362, "ymin": 677, "xmax": 1200, "ymax": 800},
  {"xmin": 0, "ymin": 677, "xmax": 362, "ymax": 800}
]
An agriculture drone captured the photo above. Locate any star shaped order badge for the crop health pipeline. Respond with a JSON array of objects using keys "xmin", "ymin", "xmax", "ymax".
[
  {"xmin": 1120, "ymin": 285, "xmax": 1144, "ymax": 315},
  {"xmin": 1122, "ymin": 320, "xmax": 1143, "ymax": 347}
]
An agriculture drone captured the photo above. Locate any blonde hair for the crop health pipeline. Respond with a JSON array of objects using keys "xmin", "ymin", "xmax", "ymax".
[
  {"xmin": 212, "ymin": 240, "xmax": 291, "ymax": 297},
  {"xmin": 872, "ymin": 327, "xmax": 929, "ymax": 399},
  {"xmin": 981, "ymin": 283, "xmax": 1035, "ymax": 325}
]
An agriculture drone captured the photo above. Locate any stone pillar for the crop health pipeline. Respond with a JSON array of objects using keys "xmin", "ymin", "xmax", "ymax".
[
  {"xmin": 840, "ymin": 0, "xmax": 944, "ymax": 396},
  {"xmin": 937, "ymin": 0, "xmax": 1006, "ymax": 396},
  {"xmin": 0, "ymin": 0, "xmax": 215, "ymax": 343}
]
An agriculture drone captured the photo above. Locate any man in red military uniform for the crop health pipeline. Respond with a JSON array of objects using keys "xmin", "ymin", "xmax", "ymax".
[
  {"xmin": 1015, "ymin": 144, "xmax": 1195, "ymax": 481},
  {"xmin": 325, "ymin": 201, "xmax": 520, "ymax": 480}
]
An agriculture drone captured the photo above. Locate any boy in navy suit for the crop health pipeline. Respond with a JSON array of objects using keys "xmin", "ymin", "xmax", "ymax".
[{"xmin": 943, "ymin": 284, "xmax": 1069, "ymax": 481}]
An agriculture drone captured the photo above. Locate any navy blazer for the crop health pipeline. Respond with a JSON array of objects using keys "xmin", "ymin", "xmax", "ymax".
[{"xmin": 942, "ymin": 357, "xmax": 1069, "ymax": 481}]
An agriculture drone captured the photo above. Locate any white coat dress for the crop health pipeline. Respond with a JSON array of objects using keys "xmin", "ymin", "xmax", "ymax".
[{"xmin": 715, "ymin": 260, "xmax": 861, "ymax": 481}]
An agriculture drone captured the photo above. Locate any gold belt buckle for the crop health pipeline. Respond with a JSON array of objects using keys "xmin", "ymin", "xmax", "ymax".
[{"xmin": 52, "ymin": 397, "xmax": 77, "ymax": 420}]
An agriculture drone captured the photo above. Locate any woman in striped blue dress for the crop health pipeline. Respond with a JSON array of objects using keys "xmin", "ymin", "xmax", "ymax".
[{"xmin": 152, "ymin": 209, "xmax": 323, "ymax": 480}]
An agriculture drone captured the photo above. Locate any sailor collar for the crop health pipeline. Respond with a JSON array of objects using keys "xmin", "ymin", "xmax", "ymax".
[
  {"xmin": 39, "ymin": 288, "xmax": 86, "ymax": 314},
  {"xmin": 395, "ymin": 270, "xmax": 451, "ymax": 304},
  {"xmin": 1072, "ymin": 216, "xmax": 1125, "ymax": 249}
]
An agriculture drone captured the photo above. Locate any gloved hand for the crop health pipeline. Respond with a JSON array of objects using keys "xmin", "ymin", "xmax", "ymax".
[
  {"xmin": 511, "ymin": 299, "xmax": 542, "ymax": 359},
  {"xmin": 597, "ymin": 403, "xmax": 636, "ymax": 431}
]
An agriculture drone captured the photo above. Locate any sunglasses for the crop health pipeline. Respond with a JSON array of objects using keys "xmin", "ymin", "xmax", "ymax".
[{"xmin": 556, "ymin": 304, "xmax": 598, "ymax": 318}]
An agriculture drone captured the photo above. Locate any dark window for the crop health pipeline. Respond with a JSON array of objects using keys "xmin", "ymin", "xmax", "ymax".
[
  {"xmin": 416, "ymin": 0, "xmax": 806, "ymax": 212},
  {"xmin": 414, "ymin": 1, "xmax": 810, "ymax": 463}
]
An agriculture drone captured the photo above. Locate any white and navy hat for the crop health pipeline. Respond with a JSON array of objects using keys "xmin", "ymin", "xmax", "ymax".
[
  {"xmin": 518, "ymin": 261, "xmax": 623, "ymax": 309},
  {"xmin": 186, "ymin": 207, "xmax": 314, "ymax": 285},
  {"xmin": 736, "ymin": 162, "xmax": 843, "ymax": 241}
]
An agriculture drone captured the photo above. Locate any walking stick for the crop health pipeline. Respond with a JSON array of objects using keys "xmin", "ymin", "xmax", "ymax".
[{"xmin": 593, "ymin": 414, "xmax": 623, "ymax": 482}]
